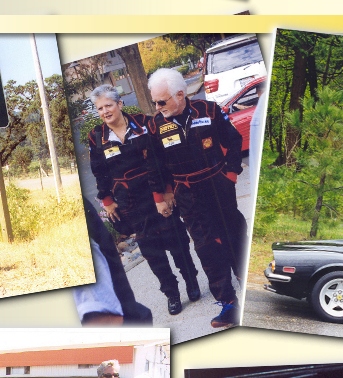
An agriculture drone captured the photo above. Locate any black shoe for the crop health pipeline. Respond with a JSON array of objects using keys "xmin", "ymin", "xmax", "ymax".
[
  {"xmin": 186, "ymin": 280, "xmax": 201, "ymax": 302},
  {"xmin": 210, "ymin": 301, "xmax": 240, "ymax": 328},
  {"xmin": 168, "ymin": 295, "xmax": 182, "ymax": 315}
]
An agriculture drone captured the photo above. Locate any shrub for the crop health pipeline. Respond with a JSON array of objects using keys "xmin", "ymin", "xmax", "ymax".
[
  {"xmin": 3, "ymin": 183, "xmax": 84, "ymax": 242},
  {"xmin": 177, "ymin": 65, "xmax": 190, "ymax": 75}
]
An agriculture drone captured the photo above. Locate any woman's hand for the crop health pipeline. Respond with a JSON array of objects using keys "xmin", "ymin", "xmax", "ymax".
[{"xmin": 104, "ymin": 202, "xmax": 120, "ymax": 222}]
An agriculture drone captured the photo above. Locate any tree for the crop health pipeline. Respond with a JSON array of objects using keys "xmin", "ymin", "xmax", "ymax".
[
  {"xmin": 10, "ymin": 146, "xmax": 34, "ymax": 175},
  {"xmin": 63, "ymin": 54, "xmax": 110, "ymax": 99},
  {"xmin": 139, "ymin": 36, "xmax": 200, "ymax": 75},
  {"xmin": 117, "ymin": 44, "xmax": 155, "ymax": 115},
  {"xmin": 268, "ymin": 30, "xmax": 343, "ymax": 167},
  {"xmin": 45, "ymin": 74, "xmax": 75, "ymax": 158},
  {"xmin": 1, "ymin": 75, "xmax": 73, "ymax": 168},
  {"xmin": 163, "ymin": 34, "xmax": 223, "ymax": 56},
  {"xmin": 286, "ymin": 87, "xmax": 343, "ymax": 237},
  {"xmin": 0, "ymin": 79, "xmax": 33, "ymax": 166}
]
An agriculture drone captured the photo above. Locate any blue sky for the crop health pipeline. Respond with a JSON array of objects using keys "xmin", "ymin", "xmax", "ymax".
[{"xmin": 0, "ymin": 34, "xmax": 62, "ymax": 86}]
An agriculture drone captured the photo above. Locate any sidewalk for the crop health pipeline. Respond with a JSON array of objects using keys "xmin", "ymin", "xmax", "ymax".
[
  {"xmin": 186, "ymin": 75, "xmax": 204, "ymax": 98},
  {"xmin": 126, "ymin": 161, "xmax": 251, "ymax": 345}
]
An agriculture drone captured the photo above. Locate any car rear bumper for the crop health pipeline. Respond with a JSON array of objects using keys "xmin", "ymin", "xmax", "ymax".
[{"xmin": 264, "ymin": 267, "xmax": 292, "ymax": 283}]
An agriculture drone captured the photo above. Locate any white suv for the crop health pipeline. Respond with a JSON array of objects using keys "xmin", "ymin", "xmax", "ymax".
[{"xmin": 203, "ymin": 34, "xmax": 267, "ymax": 104}]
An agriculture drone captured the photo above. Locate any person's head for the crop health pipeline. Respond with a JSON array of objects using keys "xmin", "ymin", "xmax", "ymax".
[
  {"xmin": 90, "ymin": 84, "xmax": 123, "ymax": 126},
  {"xmin": 97, "ymin": 360, "xmax": 120, "ymax": 378},
  {"xmin": 148, "ymin": 68, "xmax": 187, "ymax": 118},
  {"xmin": 255, "ymin": 83, "xmax": 265, "ymax": 98}
]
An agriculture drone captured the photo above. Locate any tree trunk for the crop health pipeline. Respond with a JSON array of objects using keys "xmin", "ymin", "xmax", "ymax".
[
  {"xmin": 307, "ymin": 54, "xmax": 318, "ymax": 102},
  {"xmin": 310, "ymin": 173, "xmax": 326, "ymax": 237},
  {"xmin": 285, "ymin": 47, "xmax": 308, "ymax": 166},
  {"xmin": 117, "ymin": 44, "xmax": 155, "ymax": 115}
]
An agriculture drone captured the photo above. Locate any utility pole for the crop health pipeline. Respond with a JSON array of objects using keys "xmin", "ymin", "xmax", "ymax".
[
  {"xmin": 30, "ymin": 34, "xmax": 62, "ymax": 203},
  {"xmin": 0, "ymin": 166, "xmax": 13, "ymax": 242},
  {"xmin": 0, "ymin": 72, "xmax": 13, "ymax": 242}
]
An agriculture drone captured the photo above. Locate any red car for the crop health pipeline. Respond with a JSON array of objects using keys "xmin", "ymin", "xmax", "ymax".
[{"xmin": 220, "ymin": 76, "xmax": 266, "ymax": 152}]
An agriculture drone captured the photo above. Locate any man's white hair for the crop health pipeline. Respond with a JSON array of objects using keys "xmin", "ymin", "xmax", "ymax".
[
  {"xmin": 97, "ymin": 359, "xmax": 120, "ymax": 378},
  {"xmin": 148, "ymin": 68, "xmax": 187, "ymax": 96}
]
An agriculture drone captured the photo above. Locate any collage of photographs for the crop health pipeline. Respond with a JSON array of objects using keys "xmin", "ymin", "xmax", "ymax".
[{"xmin": 0, "ymin": 2, "xmax": 343, "ymax": 378}]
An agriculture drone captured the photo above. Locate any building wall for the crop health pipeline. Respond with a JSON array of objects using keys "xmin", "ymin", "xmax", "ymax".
[
  {"xmin": 133, "ymin": 345, "xmax": 170, "ymax": 378},
  {"xmin": 0, "ymin": 363, "xmax": 134, "ymax": 378}
]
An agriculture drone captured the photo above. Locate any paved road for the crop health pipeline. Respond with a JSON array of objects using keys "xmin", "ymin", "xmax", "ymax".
[
  {"xmin": 126, "ymin": 159, "xmax": 251, "ymax": 344},
  {"xmin": 243, "ymin": 281, "xmax": 343, "ymax": 338}
]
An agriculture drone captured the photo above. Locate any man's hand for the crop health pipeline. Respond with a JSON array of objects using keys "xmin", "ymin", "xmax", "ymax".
[
  {"xmin": 82, "ymin": 312, "xmax": 124, "ymax": 326},
  {"xmin": 156, "ymin": 201, "xmax": 173, "ymax": 217},
  {"xmin": 104, "ymin": 202, "xmax": 120, "ymax": 222},
  {"xmin": 163, "ymin": 192, "xmax": 176, "ymax": 210}
]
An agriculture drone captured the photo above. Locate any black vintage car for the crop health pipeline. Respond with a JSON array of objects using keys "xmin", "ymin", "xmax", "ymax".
[
  {"xmin": 185, "ymin": 364, "xmax": 343, "ymax": 378},
  {"xmin": 264, "ymin": 239, "xmax": 343, "ymax": 323}
]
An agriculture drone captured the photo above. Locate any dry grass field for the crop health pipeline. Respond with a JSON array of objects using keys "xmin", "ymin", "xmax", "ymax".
[{"xmin": 0, "ymin": 174, "xmax": 95, "ymax": 298}]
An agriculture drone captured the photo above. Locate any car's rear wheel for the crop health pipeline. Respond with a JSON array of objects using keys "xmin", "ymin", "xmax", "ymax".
[{"xmin": 311, "ymin": 271, "xmax": 343, "ymax": 323}]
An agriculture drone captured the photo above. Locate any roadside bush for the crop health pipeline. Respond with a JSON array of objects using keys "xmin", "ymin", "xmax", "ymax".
[
  {"xmin": 79, "ymin": 105, "xmax": 143, "ymax": 145},
  {"xmin": 6, "ymin": 184, "xmax": 41, "ymax": 241},
  {"xmin": 177, "ymin": 65, "xmax": 190, "ymax": 75},
  {"xmin": 4, "ymin": 183, "xmax": 84, "ymax": 242},
  {"xmin": 123, "ymin": 105, "xmax": 142, "ymax": 114}
]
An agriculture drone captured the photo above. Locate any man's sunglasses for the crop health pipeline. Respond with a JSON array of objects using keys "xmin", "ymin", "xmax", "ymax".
[
  {"xmin": 151, "ymin": 95, "xmax": 173, "ymax": 107},
  {"xmin": 102, "ymin": 374, "xmax": 120, "ymax": 378}
]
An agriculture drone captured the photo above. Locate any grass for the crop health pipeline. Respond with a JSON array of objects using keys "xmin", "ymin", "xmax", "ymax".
[
  {"xmin": 0, "ymin": 179, "xmax": 95, "ymax": 298},
  {"xmin": 248, "ymin": 212, "xmax": 343, "ymax": 283}
]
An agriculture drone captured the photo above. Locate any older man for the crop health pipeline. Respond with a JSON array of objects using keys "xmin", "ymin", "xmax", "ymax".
[
  {"xmin": 97, "ymin": 360, "xmax": 120, "ymax": 378},
  {"xmin": 147, "ymin": 68, "xmax": 248, "ymax": 328}
]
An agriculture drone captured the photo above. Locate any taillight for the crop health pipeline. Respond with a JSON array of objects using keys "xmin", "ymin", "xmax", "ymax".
[
  {"xmin": 270, "ymin": 260, "xmax": 276, "ymax": 273},
  {"xmin": 283, "ymin": 266, "xmax": 296, "ymax": 274},
  {"xmin": 204, "ymin": 79, "xmax": 219, "ymax": 94}
]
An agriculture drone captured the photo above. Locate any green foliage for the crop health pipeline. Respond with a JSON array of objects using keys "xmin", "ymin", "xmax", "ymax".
[
  {"xmin": 1, "ymin": 75, "xmax": 74, "ymax": 167},
  {"xmin": 123, "ymin": 105, "xmax": 142, "ymax": 114},
  {"xmin": 177, "ymin": 65, "xmax": 190, "ymax": 75},
  {"xmin": 5, "ymin": 183, "xmax": 83, "ymax": 242},
  {"xmin": 139, "ymin": 36, "xmax": 199, "ymax": 75},
  {"xmin": 257, "ymin": 86, "xmax": 343, "ymax": 239},
  {"xmin": 79, "ymin": 115, "xmax": 101, "ymax": 145},
  {"xmin": 8, "ymin": 146, "xmax": 34, "ymax": 175},
  {"xmin": 267, "ymin": 31, "xmax": 343, "ymax": 163},
  {"xmin": 163, "ymin": 33, "xmax": 222, "ymax": 55}
]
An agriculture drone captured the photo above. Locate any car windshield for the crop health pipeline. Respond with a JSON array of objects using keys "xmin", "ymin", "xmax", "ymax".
[{"xmin": 208, "ymin": 40, "xmax": 263, "ymax": 74}]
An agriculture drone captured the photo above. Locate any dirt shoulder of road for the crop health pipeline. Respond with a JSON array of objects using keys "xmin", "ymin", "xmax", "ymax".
[{"xmin": 246, "ymin": 272, "xmax": 266, "ymax": 291}]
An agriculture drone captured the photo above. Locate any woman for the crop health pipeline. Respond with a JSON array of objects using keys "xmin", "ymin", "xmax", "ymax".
[{"xmin": 88, "ymin": 84, "xmax": 200, "ymax": 315}]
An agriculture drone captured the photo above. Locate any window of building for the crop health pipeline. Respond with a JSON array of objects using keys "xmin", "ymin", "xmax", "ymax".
[
  {"xmin": 6, "ymin": 366, "xmax": 30, "ymax": 375},
  {"xmin": 78, "ymin": 364, "xmax": 97, "ymax": 369},
  {"xmin": 109, "ymin": 50, "xmax": 116, "ymax": 58}
]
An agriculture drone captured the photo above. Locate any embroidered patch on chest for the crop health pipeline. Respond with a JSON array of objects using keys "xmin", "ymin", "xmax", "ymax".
[
  {"xmin": 104, "ymin": 145, "xmax": 121, "ymax": 159},
  {"xmin": 162, "ymin": 134, "xmax": 181, "ymax": 148},
  {"xmin": 160, "ymin": 122, "xmax": 178, "ymax": 134},
  {"xmin": 202, "ymin": 137, "xmax": 213, "ymax": 149},
  {"xmin": 191, "ymin": 117, "xmax": 211, "ymax": 128}
]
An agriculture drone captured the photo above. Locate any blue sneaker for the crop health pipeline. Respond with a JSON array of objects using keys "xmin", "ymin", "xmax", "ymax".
[{"xmin": 211, "ymin": 301, "xmax": 240, "ymax": 328}]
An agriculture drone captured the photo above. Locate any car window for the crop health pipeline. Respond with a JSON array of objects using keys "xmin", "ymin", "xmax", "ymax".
[
  {"xmin": 207, "ymin": 41, "xmax": 263, "ymax": 75},
  {"xmin": 232, "ymin": 87, "xmax": 260, "ymax": 113}
]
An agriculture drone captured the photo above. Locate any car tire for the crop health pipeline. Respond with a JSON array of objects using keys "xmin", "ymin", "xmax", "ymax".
[{"xmin": 311, "ymin": 271, "xmax": 343, "ymax": 323}]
